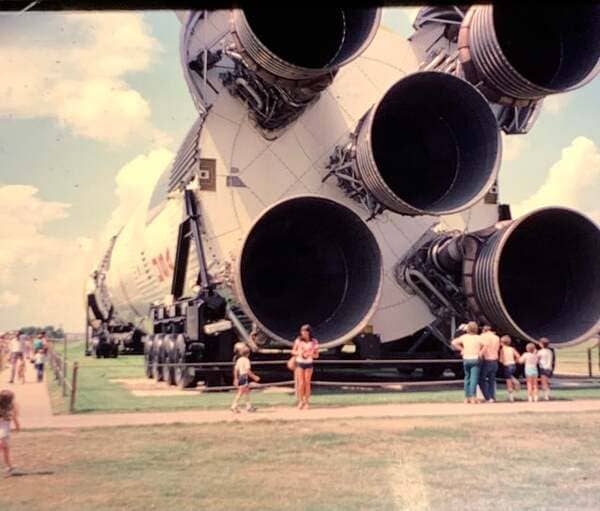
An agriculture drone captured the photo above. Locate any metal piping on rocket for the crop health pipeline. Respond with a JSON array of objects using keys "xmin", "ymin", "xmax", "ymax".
[
  {"xmin": 422, "ymin": 208, "xmax": 600, "ymax": 346},
  {"xmin": 325, "ymin": 71, "xmax": 501, "ymax": 219}
]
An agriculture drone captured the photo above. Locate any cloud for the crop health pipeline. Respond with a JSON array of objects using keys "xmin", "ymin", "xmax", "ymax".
[
  {"xmin": 0, "ymin": 291, "xmax": 20, "ymax": 308},
  {"xmin": 0, "ymin": 183, "xmax": 96, "ymax": 331},
  {"xmin": 512, "ymin": 136, "xmax": 600, "ymax": 222},
  {"xmin": 0, "ymin": 184, "xmax": 70, "ymax": 282},
  {"xmin": 0, "ymin": 12, "xmax": 166, "ymax": 145},
  {"xmin": 501, "ymin": 133, "xmax": 529, "ymax": 162},
  {"xmin": 542, "ymin": 94, "xmax": 570, "ymax": 115},
  {"xmin": 103, "ymin": 147, "xmax": 174, "ymax": 239}
]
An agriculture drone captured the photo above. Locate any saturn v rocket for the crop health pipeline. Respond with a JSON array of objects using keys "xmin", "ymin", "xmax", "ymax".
[{"xmin": 86, "ymin": 6, "xmax": 600, "ymax": 386}]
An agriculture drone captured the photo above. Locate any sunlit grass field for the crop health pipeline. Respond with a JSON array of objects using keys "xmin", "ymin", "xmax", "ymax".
[{"xmin": 3, "ymin": 412, "xmax": 600, "ymax": 510}]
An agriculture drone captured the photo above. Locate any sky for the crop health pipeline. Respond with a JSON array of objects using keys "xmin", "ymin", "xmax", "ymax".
[{"xmin": 0, "ymin": 8, "xmax": 599, "ymax": 332}]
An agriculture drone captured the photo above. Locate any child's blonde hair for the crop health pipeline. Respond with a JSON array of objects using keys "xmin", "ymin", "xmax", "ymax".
[
  {"xmin": 500, "ymin": 335, "xmax": 512, "ymax": 346},
  {"xmin": 233, "ymin": 342, "xmax": 250, "ymax": 357},
  {"xmin": 0, "ymin": 390, "xmax": 14, "ymax": 421},
  {"xmin": 526, "ymin": 342, "xmax": 536, "ymax": 353}
]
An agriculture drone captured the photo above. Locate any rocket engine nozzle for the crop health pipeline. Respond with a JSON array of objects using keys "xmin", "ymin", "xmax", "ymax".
[
  {"xmin": 459, "ymin": 4, "xmax": 600, "ymax": 104},
  {"xmin": 234, "ymin": 8, "xmax": 381, "ymax": 82},
  {"xmin": 236, "ymin": 196, "xmax": 382, "ymax": 348},
  {"xmin": 354, "ymin": 71, "xmax": 500, "ymax": 216},
  {"xmin": 434, "ymin": 208, "xmax": 600, "ymax": 346}
]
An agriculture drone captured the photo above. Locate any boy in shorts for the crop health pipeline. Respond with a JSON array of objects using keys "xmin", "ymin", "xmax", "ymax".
[{"xmin": 231, "ymin": 343, "xmax": 260, "ymax": 413}]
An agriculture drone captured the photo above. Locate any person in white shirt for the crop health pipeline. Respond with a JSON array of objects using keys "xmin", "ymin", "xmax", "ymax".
[
  {"xmin": 519, "ymin": 343, "xmax": 539, "ymax": 402},
  {"xmin": 451, "ymin": 321, "xmax": 486, "ymax": 404},
  {"xmin": 536, "ymin": 337, "xmax": 554, "ymax": 401},
  {"xmin": 230, "ymin": 342, "xmax": 260, "ymax": 413},
  {"xmin": 478, "ymin": 325, "xmax": 500, "ymax": 403},
  {"xmin": 8, "ymin": 332, "xmax": 26, "ymax": 385}
]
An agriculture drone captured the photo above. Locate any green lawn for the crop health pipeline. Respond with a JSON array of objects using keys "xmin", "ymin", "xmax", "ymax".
[
  {"xmin": 48, "ymin": 340, "xmax": 600, "ymax": 415},
  {"xmin": 3, "ymin": 412, "xmax": 600, "ymax": 510}
]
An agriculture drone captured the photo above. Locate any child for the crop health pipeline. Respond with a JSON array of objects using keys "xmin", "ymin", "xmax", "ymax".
[
  {"xmin": 0, "ymin": 389, "xmax": 20, "ymax": 475},
  {"xmin": 519, "ymin": 343, "xmax": 539, "ymax": 402},
  {"xmin": 537, "ymin": 338, "xmax": 554, "ymax": 401},
  {"xmin": 499, "ymin": 335, "xmax": 521, "ymax": 402},
  {"xmin": 231, "ymin": 343, "xmax": 260, "ymax": 413},
  {"xmin": 34, "ymin": 349, "xmax": 45, "ymax": 383}
]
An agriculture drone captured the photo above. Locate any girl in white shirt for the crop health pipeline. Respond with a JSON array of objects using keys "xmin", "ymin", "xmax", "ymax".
[{"xmin": 519, "ymin": 343, "xmax": 539, "ymax": 402}]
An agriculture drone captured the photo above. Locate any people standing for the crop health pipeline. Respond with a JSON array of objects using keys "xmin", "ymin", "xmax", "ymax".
[
  {"xmin": 499, "ymin": 336, "xmax": 521, "ymax": 402},
  {"xmin": 8, "ymin": 332, "xmax": 26, "ymax": 384},
  {"xmin": 0, "ymin": 389, "xmax": 20, "ymax": 475},
  {"xmin": 292, "ymin": 324, "xmax": 319, "ymax": 410},
  {"xmin": 479, "ymin": 325, "xmax": 500, "ymax": 403},
  {"xmin": 230, "ymin": 343, "xmax": 260, "ymax": 413},
  {"xmin": 537, "ymin": 338, "xmax": 554, "ymax": 401},
  {"xmin": 451, "ymin": 321, "xmax": 485, "ymax": 404},
  {"xmin": 519, "ymin": 343, "xmax": 540, "ymax": 402}
]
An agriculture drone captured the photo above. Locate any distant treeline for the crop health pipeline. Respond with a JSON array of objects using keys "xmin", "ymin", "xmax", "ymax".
[{"xmin": 19, "ymin": 326, "xmax": 65, "ymax": 338}]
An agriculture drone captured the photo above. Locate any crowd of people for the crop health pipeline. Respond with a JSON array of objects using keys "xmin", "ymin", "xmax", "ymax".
[
  {"xmin": 230, "ymin": 321, "xmax": 557, "ymax": 412},
  {"xmin": 451, "ymin": 321, "xmax": 555, "ymax": 403},
  {"xmin": 0, "ymin": 331, "xmax": 49, "ymax": 384}
]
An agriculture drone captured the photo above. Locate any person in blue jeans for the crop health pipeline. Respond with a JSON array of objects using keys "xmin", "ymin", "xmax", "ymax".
[
  {"xmin": 451, "ymin": 321, "xmax": 485, "ymax": 403},
  {"xmin": 478, "ymin": 325, "xmax": 500, "ymax": 402}
]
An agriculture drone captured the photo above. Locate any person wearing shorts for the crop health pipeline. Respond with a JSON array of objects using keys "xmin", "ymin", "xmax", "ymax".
[
  {"xmin": 499, "ymin": 336, "xmax": 521, "ymax": 401},
  {"xmin": 292, "ymin": 324, "xmax": 319, "ymax": 410},
  {"xmin": 230, "ymin": 343, "xmax": 260, "ymax": 413},
  {"xmin": 537, "ymin": 338, "xmax": 554, "ymax": 401},
  {"xmin": 519, "ymin": 343, "xmax": 539, "ymax": 402}
]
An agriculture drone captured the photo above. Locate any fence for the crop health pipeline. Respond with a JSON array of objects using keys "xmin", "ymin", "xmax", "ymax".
[{"xmin": 47, "ymin": 345, "xmax": 79, "ymax": 413}]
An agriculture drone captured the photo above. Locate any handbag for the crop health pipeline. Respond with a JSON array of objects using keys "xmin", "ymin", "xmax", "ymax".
[{"xmin": 286, "ymin": 356, "xmax": 296, "ymax": 371}]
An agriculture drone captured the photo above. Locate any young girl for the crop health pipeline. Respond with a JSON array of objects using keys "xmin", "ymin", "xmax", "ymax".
[
  {"xmin": 231, "ymin": 343, "xmax": 260, "ymax": 413},
  {"xmin": 499, "ymin": 336, "xmax": 521, "ymax": 402},
  {"xmin": 519, "ymin": 343, "xmax": 539, "ymax": 402},
  {"xmin": 0, "ymin": 389, "xmax": 20, "ymax": 475},
  {"xmin": 292, "ymin": 324, "xmax": 319, "ymax": 410}
]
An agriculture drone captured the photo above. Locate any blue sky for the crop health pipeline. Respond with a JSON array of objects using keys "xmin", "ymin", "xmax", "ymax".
[{"xmin": 1, "ymin": 8, "xmax": 599, "ymax": 331}]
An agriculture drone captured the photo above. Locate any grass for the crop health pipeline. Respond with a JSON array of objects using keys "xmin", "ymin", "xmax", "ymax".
[
  {"xmin": 47, "ymin": 340, "xmax": 600, "ymax": 415},
  {"xmin": 2, "ymin": 412, "xmax": 600, "ymax": 510}
]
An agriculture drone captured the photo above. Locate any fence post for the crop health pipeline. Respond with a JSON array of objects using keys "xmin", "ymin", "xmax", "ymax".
[
  {"xmin": 69, "ymin": 361, "xmax": 79, "ymax": 414},
  {"xmin": 588, "ymin": 348, "xmax": 592, "ymax": 378},
  {"xmin": 62, "ymin": 359, "xmax": 68, "ymax": 397}
]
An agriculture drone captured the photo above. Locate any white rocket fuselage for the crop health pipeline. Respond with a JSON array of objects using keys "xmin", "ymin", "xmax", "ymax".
[{"xmin": 101, "ymin": 17, "xmax": 500, "ymax": 348}]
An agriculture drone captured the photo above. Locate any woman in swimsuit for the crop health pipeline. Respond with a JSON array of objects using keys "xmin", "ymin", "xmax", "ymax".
[{"xmin": 292, "ymin": 324, "xmax": 319, "ymax": 410}]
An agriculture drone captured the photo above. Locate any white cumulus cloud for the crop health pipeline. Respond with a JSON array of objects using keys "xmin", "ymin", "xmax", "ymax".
[
  {"xmin": 512, "ymin": 136, "xmax": 600, "ymax": 222},
  {"xmin": 542, "ymin": 93, "xmax": 570, "ymax": 115},
  {"xmin": 0, "ymin": 184, "xmax": 70, "ymax": 282},
  {"xmin": 103, "ymin": 147, "xmax": 174, "ymax": 239},
  {"xmin": 501, "ymin": 133, "xmax": 529, "ymax": 162},
  {"xmin": 0, "ymin": 12, "xmax": 165, "ymax": 145}
]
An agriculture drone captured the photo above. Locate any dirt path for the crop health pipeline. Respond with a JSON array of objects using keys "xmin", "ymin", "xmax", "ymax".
[{"xmin": 4, "ymin": 363, "xmax": 600, "ymax": 430}]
